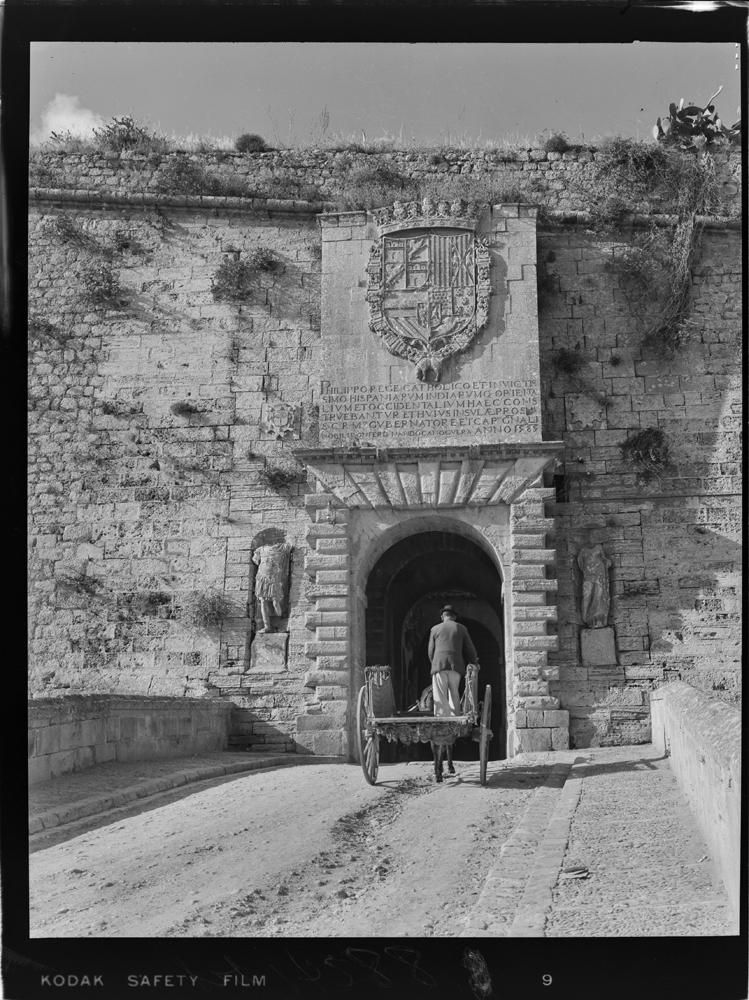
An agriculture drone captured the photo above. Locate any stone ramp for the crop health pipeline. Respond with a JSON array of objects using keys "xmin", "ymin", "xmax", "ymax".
[
  {"xmin": 28, "ymin": 751, "xmax": 337, "ymax": 843},
  {"xmin": 464, "ymin": 744, "xmax": 736, "ymax": 937}
]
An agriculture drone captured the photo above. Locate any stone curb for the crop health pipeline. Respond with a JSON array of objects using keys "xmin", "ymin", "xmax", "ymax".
[
  {"xmin": 461, "ymin": 761, "xmax": 573, "ymax": 937},
  {"xmin": 507, "ymin": 771, "xmax": 583, "ymax": 936},
  {"xmin": 29, "ymin": 755, "xmax": 337, "ymax": 836}
]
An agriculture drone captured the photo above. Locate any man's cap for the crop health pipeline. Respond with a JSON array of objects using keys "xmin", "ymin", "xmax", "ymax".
[{"xmin": 440, "ymin": 605, "xmax": 457, "ymax": 615}]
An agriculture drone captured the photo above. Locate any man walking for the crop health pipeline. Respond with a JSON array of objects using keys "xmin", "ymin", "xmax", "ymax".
[{"xmin": 428, "ymin": 605, "xmax": 479, "ymax": 717}]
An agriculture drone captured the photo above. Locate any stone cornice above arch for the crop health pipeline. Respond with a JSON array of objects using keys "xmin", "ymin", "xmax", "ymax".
[{"xmin": 295, "ymin": 442, "xmax": 562, "ymax": 510}]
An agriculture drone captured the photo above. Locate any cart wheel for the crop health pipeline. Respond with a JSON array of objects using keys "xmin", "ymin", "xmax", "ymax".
[
  {"xmin": 356, "ymin": 685, "xmax": 379, "ymax": 785},
  {"xmin": 479, "ymin": 684, "xmax": 492, "ymax": 786}
]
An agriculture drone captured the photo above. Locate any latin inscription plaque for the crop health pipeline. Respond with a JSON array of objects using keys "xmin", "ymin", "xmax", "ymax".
[{"xmin": 319, "ymin": 378, "xmax": 540, "ymax": 446}]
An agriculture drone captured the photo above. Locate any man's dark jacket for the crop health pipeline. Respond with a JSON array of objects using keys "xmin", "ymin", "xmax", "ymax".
[{"xmin": 428, "ymin": 619, "xmax": 478, "ymax": 676}]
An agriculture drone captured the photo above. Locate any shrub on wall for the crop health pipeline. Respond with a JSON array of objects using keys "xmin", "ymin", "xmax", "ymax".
[
  {"xmin": 179, "ymin": 590, "xmax": 230, "ymax": 627},
  {"xmin": 235, "ymin": 133, "xmax": 270, "ymax": 153},
  {"xmin": 127, "ymin": 591, "xmax": 173, "ymax": 617},
  {"xmin": 211, "ymin": 258, "xmax": 256, "ymax": 302},
  {"xmin": 211, "ymin": 249, "xmax": 282, "ymax": 301},
  {"xmin": 592, "ymin": 140, "xmax": 721, "ymax": 358},
  {"xmin": 620, "ymin": 427, "xmax": 670, "ymax": 482},
  {"xmin": 334, "ymin": 165, "xmax": 420, "ymax": 210},
  {"xmin": 79, "ymin": 261, "xmax": 126, "ymax": 307},
  {"xmin": 246, "ymin": 247, "xmax": 283, "ymax": 274},
  {"xmin": 154, "ymin": 159, "xmax": 208, "ymax": 195},
  {"xmin": 91, "ymin": 116, "xmax": 169, "ymax": 155},
  {"xmin": 542, "ymin": 131, "xmax": 572, "ymax": 154},
  {"xmin": 50, "ymin": 213, "xmax": 101, "ymax": 251},
  {"xmin": 154, "ymin": 158, "xmax": 253, "ymax": 198},
  {"xmin": 28, "ymin": 314, "xmax": 71, "ymax": 345},
  {"xmin": 55, "ymin": 569, "xmax": 104, "ymax": 598},
  {"xmin": 258, "ymin": 463, "xmax": 303, "ymax": 489},
  {"xmin": 170, "ymin": 400, "xmax": 200, "ymax": 416}
]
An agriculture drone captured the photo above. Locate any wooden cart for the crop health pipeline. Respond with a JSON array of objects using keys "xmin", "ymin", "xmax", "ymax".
[{"xmin": 355, "ymin": 663, "xmax": 493, "ymax": 786}]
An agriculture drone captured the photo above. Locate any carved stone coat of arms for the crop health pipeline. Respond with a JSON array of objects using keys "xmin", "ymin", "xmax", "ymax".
[{"xmin": 366, "ymin": 198, "xmax": 491, "ymax": 381}]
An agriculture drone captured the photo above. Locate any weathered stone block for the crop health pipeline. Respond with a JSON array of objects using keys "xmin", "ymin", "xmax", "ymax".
[
  {"xmin": 315, "ymin": 626, "xmax": 348, "ymax": 641},
  {"xmin": 515, "ymin": 728, "xmax": 552, "ymax": 753},
  {"xmin": 305, "ymin": 553, "xmax": 349, "ymax": 574},
  {"xmin": 303, "ymin": 669, "xmax": 349, "ymax": 689},
  {"xmin": 526, "ymin": 709, "xmax": 546, "ymax": 727},
  {"xmin": 36, "ymin": 725, "xmax": 61, "ymax": 756},
  {"xmin": 313, "ymin": 657, "xmax": 348, "ymax": 672},
  {"xmin": 296, "ymin": 714, "xmax": 343, "ymax": 732},
  {"xmin": 514, "ymin": 680, "xmax": 550, "ymax": 697},
  {"xmin": 315, "ymin": 685, "xmax": 349, "ymax": 701},
  {"xmin": 513, "ymin": 578, "xmax": 558, "ymax": 592},
  {"xmin": 543, "ymin": 709, "xmax": 569, "ymax": 727},
  {"xmin": 513, "ymin": 621, "xmax": 551, "ymax": 636},
  {"xmin": 512, "ymin": 564, "xmax": 549, "ymax": 580},
  {"xmin": 513, "ymin": 605, "xmax": 557, "ymax": 621},
  {"xmin": 311, "ymin": 730, "xmax": 345, "ymax": 755},
  {"xmin": 93, "ymin": 742, "xmax": 117, "ymax": 764},
  {"xmin": 550, "ymin": 726, "xmax": 569, "ymax": 750},
  {"xmin": 28, "ymin": 756, "xmax": 51, "ymax": 785},
  {"xmin": 512, "ymin": 650, "xmax": 548, "ymax": 667},
  {"xmin": 517, "ymin": 695, "xmax": 559, "ymax": 710},
  {"xmin": 305, "ymin": 641, "xmax": 348, "ymax": 657},
  {"xmin": 580, "ymin": 626, "xmax": 617, "ymax": 666},
  {"xmin": 515, "ymin": 635, "xmax": 558, "ymax": 651},
  {"xmin": 250, "ymin": 632, "xmax": 288, "ymax": 672}
]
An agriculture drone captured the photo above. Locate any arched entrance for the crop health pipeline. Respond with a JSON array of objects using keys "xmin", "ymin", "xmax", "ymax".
[{"xmin": 365, "ymin": 530, "xmax": 506, "ymax": 760}]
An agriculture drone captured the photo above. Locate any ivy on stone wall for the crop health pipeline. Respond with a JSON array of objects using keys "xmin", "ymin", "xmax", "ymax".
[{"xmin": 590, "ymin": 139, "xmax": 720, "ymax": 357}]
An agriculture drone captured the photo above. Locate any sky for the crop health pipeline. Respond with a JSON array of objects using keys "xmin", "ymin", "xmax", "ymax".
[{"xmin": 30, "ymin": 42, "xmax": 742, "ymax": 147}]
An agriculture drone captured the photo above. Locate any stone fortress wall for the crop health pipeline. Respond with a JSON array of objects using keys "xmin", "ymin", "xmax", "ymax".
[{"xmin": 28, "ymin": 145, "xmax": 741, "ymax": 754}]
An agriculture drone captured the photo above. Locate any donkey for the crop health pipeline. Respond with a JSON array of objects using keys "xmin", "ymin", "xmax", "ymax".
[{"xmin": 408, "ymin": 686, "xmax": 455, "ymax": 782}]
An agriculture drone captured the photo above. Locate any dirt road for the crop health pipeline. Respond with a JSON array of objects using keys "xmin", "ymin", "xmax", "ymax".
[{"xmin": 30, "ymin": 759, "xmax": 536, "ymax": 938}]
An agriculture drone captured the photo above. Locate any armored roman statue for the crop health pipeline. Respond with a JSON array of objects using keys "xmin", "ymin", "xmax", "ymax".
[{"xmin": 252, "ymin": 541, "xmax": 292, "ymax": 633}]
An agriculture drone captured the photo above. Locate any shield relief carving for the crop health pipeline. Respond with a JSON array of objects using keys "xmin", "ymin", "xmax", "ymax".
[{"xmin": 366, "ymin": 198, "xmax": 491, "ymax": 381}]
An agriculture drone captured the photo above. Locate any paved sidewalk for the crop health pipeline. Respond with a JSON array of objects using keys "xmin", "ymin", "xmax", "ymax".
[
  {"xmin": 464, "ymin": 743, "xmax": 736, "ymax": 937},
  {"xmin": 29, "ymin": 751, "xmax": 333, "ymax": 837}
]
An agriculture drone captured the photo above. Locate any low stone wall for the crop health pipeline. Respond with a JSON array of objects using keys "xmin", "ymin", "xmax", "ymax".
[
  {"xmin": 28, "ymin": 695, "xmax": 233, "ymax": 784},
  {"xmin": 649, "ymin": 681, "xmax": 740, "ymax": 920}
]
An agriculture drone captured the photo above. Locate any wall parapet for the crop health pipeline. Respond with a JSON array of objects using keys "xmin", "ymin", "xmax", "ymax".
[
  {"xmin": 29, "ymin": 144, "xmax": 741, "ymax": 219},
  {"xmin": 28, "ymin": 695, "xmax": 234, "ymax": 784},
  {"xmin": 650, "ymin": 681, "xmax": 740, "ymax": 924}
]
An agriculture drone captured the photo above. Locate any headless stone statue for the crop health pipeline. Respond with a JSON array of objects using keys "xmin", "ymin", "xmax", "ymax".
[
  {"xmin": 577, "ymin": 543, "xmax": 612, "ymax": 629},
  {"xmin": 252, "ymin": 542, "xmax": 292, "ymax": 633}
]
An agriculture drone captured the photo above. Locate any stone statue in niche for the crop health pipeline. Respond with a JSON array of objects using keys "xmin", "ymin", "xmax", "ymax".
[
  {"xmin": 252, "ymin": 534, "xmax": 292, "ymax": 633},
  {"xmin": 577, "ymin": 543, "xmax": 612, "ymax": 629}
]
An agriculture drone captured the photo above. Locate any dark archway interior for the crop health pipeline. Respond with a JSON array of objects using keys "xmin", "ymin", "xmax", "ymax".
[{"xmin": 365, "ymin": 530, "xmax": 505, "ymax": 761}]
